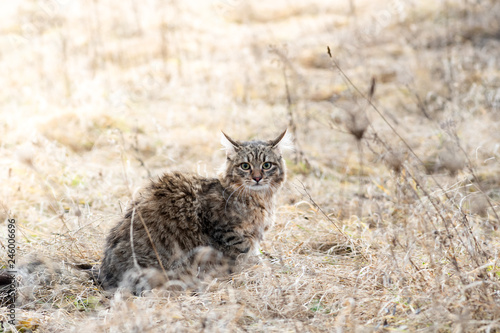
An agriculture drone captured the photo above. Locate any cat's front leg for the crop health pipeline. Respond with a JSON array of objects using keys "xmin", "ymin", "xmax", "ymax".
[{"xmin": 212, "ymin": 228, "xmax": 252, "ymax": 259}]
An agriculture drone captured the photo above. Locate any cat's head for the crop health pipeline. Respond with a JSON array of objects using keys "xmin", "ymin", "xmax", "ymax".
[{"xmin": 219, "ymin": 130, "xmax": 293, "ymax": 194}]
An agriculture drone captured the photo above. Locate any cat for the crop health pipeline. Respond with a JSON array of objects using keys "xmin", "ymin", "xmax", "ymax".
[{"xmin": 98, "ymin": 130, "xmax": 292, "ymax": 293}]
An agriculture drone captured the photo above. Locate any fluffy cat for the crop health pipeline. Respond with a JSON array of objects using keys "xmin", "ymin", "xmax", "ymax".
[{"xmin": 98, "ymin": 130, "xmax": 291, "ymax": 293}]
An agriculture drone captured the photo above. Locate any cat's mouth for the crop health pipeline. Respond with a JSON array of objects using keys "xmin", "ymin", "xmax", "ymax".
[{"xmin": 247, "ymin": 183, "xmax": 269, "ymax": 191}]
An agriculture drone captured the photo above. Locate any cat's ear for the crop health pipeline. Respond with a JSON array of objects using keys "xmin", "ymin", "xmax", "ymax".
[
  {"xmin": 220, "ymin": 131, "xmax": 241, "ymax": 155},
  {"xmin": 270, "ymin": 129, "xmax": 294, "ymax": 153}
]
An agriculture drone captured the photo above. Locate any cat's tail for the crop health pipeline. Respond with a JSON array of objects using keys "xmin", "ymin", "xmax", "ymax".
[{"xmin": 1, "ymin": 255, "xmax": 99, "ymax": 307}]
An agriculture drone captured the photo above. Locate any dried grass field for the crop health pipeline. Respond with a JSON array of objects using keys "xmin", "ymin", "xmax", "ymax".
[{"xmin": 1, "ymin": 0, "xmax": 500, "ymax": 331}]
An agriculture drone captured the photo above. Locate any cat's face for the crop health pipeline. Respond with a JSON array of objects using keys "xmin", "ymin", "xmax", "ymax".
[{"xmin": 220, "ymin": 130, "xmax": 292, "ymax": 194}]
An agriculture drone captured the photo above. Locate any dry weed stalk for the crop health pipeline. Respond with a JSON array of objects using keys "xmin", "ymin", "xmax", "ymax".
[
  {"xmin": 346, "ymin": 78, "xmax": 375, "ymax": 218},
  {"xmin": 117, "ymin": 139, "xmax": 167, "ymax": 279},
  {"xmin": 269, "ymin": 45, "xmax": 307, "ymax": 166}
]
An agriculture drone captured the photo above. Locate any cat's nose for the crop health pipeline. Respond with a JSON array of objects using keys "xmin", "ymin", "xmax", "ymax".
[{"xmin": 253, "ymin": 176, "xmax": 262, "ymax": 183}]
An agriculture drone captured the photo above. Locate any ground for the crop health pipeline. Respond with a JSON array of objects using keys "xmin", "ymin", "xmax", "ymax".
[{"xmin": 0, "ymin": 0, "xmax": 500, "ymax": 331}]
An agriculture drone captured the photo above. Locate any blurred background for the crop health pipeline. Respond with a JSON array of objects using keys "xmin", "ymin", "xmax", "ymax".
[{"xmin": 1, "ymin": 0, "xmax": 500, "ymax": 331}]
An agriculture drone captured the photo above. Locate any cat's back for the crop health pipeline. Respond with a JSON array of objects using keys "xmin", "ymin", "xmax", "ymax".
[
  {"xmin": 149, "ymin": 171, "xmax": 204, "ymax": 202},
  {"xmin": 141, "ymin": 171, "xmax": 220, "ymax": 220},
  {"xmin": 141, "ymin": 172, "xmax": 210, "ymax": 218},
  {"xmin": 150, "ymin": 171, "xmax": 223, "ymax": 200}
]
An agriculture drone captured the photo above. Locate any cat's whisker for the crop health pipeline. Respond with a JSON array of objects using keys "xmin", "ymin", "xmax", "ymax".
[
  {"xmin": 235, "ymin": 185, "xmax": 243, "ymax": 200},
  {"xmin": 236, "ymin": 183, "xmax": 251, "ymax": 202},
  {"xmin": 236, "ymin": 187, "xmax": 249, "ymax": 214},
  {"xmin": 224, "ymin": 183, "xmax": 246, "ymax": 214},
  {"xmin": 225, "ymin": 184, "xmax": 245, "ymax": 201},
  {"xmin": 222, "ymin": 183, "xmax": 233, "ymax": 198},
  {"xmin": 268, "ymin": 184, "xmax": 278, "ymax": 197}
]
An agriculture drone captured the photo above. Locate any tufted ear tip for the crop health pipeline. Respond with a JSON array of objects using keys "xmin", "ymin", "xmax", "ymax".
[
  {"xmin": 220, "ymin": 131, "xmax": 241, "ymax": 155},
  {"xmin": 270, "ymin": 129, "xmax": 294, "ymax": 153}
]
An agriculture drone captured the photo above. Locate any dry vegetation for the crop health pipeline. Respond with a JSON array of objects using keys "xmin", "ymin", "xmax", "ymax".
[{"xmin": 1, "ymin": 0, "xmax": 500, "ymax": 331}]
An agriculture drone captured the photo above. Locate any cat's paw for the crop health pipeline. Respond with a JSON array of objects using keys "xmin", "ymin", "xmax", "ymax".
[
  {"xmin": 120, "ymin": 267, "xmax": 169, "ymax": 295},
  {"xmin": 191, "ymin": 246, "xmax": 225, "ymax": 270},
  {"xmin": 222, "ymin": 232, "xmax": 251, "ymax": 254}
]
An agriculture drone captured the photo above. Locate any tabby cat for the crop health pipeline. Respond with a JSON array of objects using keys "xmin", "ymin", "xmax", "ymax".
[{"xmin": 98, "ymin": 130, "xmax": 291, "ymax": 293}]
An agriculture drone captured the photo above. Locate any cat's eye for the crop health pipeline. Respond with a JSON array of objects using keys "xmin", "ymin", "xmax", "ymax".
[
  {"xmin": 240, "ymin": 163, "xmax": 251, "ymax": 170},
  {"xmin": 262, "ymin": 162, "xmax": 272, "ymax": 170}
]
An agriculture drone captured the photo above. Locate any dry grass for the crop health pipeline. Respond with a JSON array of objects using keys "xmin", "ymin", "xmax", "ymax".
[{"xmin": 1, "ymin": 0, "xmax": 500, "ymax": 331}]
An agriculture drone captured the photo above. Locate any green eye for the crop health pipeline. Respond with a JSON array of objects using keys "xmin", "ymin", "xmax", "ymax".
[
  {"xmin": 240, "ymin": 163, "xmax": 251, "ymax": 170},
  {"xmin": 262, "ymin": 162, "xmax": 272, "ymax": 170}
]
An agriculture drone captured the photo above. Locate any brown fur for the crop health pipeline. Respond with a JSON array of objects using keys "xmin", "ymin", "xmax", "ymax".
[{"xmin": 98, "ymin": 130, "xmax": 290, "ymax": 293}]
